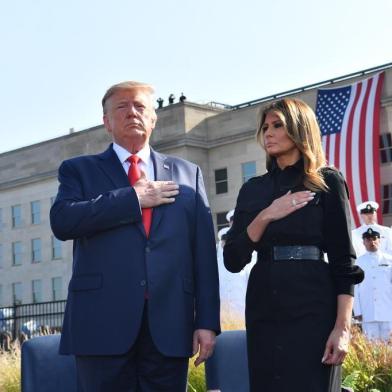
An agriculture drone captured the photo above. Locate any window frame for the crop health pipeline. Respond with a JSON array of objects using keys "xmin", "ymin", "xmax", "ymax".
[
  {"xmin": 11, "ymin": 205, "xmax": 22, "ymax": 228},
  {"xmin": 12, "ymin": 282, "xmax": 22, "ymax": 305},
  {"xmin": 51, "ymin": 236, "xmax": 62, "ymax": 260},
  {"xmin": 31, "ymin": 200, "xmax": 41, "ymax": 225},
  {"xmin": 381, "ymin": 183, "xmax": 392, "ymax": 214},
  {"xmin": 31, "ymin": 238, "xmax": 42, "ymax": 263},
  {"xmin": 380, "ymin": 133, "xmax": 392, "ymax": 164},
  {"xmin": 32, "ymin": 279, "xmax": 43, "ymax": 303},
  {"xmin": 216, "ymin": 211, "xmax": 229, "ymax": 233},
  {"xmin": 241, "ymin": 161, "xmax": 257, "ymax": 184},
  {"xmin": 12, "ymin": 241, "xmax": 22, "ymax": 266},
  {"xmin": 214, "ymin": 168, "xmax": 228, "ymax": 194},
  {"xmin": 52, "ymin": 277, "xmax": 62, "ymax": 301}
]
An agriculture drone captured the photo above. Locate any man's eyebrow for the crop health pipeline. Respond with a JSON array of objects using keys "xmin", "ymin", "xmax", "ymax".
[{"xmin": 113, "ymin": 99, "xmax": 128, "ymax": 105}]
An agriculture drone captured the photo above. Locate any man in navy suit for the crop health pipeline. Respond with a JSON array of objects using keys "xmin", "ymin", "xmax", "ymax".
[{"xmin": 50, "ymin": 81, "xmax": 220, "ymax": 391}]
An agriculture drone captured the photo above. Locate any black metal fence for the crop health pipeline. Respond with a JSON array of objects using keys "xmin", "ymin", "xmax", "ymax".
[{"xmin": 0, "ymin": 300, "xmax": 66, "ymax": 340}]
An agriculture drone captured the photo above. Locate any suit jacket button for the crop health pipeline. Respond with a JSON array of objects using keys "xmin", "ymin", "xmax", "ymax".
[
  {"xmin": 140, "ymin": 280, "xmax": 146, "ymax": 286},
  {"xmin": 145, "ymin": 247, "xmax": 151, "ymax": 253}
]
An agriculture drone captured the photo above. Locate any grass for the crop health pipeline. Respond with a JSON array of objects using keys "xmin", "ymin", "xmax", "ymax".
[{"xmin": 0, "ymin": 343, "xmax": 20, "ymax": 392}]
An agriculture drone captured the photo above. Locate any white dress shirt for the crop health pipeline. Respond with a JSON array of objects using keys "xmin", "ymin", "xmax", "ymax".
[{"xmin": 112, "ymin": 142, "xmax": 155, "ymax": 180}]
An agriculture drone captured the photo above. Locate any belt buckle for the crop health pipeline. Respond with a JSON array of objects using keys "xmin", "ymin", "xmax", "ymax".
[{"xmin": 289, "ymin": 246, "xmax": 302, "ymax": 260}]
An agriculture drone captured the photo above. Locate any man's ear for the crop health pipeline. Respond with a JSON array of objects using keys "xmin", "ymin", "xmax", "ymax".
[
  {"xmin": 151, "ymin": 111, "xmax": 157, "ymax": 129},
  {"xmin": 103, "ymin": 114, "xmax": 112, "ymax": 133}
]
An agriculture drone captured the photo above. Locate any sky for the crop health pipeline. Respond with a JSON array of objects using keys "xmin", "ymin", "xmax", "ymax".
[{"xmin": 0, "ymin": 0, "xmax": 391, "ymax": 154}]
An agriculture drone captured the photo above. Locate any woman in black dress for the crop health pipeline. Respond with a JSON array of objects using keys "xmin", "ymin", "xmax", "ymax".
[{"xmin": 224, "ymin": 98, "xmax": 364, "ymax": 392}]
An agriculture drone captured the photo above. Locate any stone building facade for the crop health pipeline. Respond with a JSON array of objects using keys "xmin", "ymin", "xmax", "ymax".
[{"xmin": 1, "ymin": 65, "xmax": 392, "ymax": 307}]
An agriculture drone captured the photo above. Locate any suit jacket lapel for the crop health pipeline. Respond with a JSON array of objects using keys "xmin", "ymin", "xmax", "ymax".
[
  {"xmin": 97, "ymin": 144, "xmax": 145, "ymax": 236},
  {"xmin": 97, "ymin": 144, "xmax": 130, "ymax": 189},
  {"xmin": 151, "ymin": 149, "xmax": 172, "ymax": 235}
]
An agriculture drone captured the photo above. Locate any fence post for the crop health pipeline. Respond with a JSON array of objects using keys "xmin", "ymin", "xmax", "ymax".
[{"xmin": 12, "ymin": 303, "xmax": 17, "ymax": 340}]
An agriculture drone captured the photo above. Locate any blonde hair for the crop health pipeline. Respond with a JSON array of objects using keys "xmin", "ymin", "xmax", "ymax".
[
  {"xmin": 102, "ymin": 81, "xmax": 155, "ymax": 114},
  {"xmin": 256, "ymin": 98, "xmax": 328, "ymax": 192}
]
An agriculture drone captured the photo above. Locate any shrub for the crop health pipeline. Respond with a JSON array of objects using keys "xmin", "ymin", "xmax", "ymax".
[{"xmin": 342, "ymin": 326, "xmax": 392, "ymax": 392}]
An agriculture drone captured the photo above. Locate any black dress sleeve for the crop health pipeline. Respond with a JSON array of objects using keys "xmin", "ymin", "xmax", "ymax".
[
  {"xmin": 322, "ymin": 168, "xmax": 364, "ymax": 295},
  {"xmin": 223, "ymin": 182, "xmax": 259, "ymax": 273}
]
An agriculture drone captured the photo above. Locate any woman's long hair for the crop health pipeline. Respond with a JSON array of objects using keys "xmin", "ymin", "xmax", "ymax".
[{"xmin": 256, "ymin": 98, "xmax": 328, "ymax": 192}]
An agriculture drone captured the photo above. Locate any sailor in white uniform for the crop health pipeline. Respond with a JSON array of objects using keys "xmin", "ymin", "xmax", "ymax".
[
  {"xmin": 354, "ymin": 228, "xmax": 392, "ymax": 340},
  {"xmin": 216, "ymin": 210, "xmax": 256, "ymax": 324},
  {"xmin": 351, "ymin": 201, "xmax": 392, "ymax": 257}
]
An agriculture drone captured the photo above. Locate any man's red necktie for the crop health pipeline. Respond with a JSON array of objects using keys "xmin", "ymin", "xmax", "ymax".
[{"xmin": 127, "ymin": 155, "xmax": 152, "ymax": 237}]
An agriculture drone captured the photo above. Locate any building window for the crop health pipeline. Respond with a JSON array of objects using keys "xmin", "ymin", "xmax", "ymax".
[
  {"xmin": 380, "ymin": 133, "xmax": 392, "ymax": 164},
  {"xmin": 52, "ymin": 236, "xmax": 62, "ymax": 259},
  {"xmin": 12, "ymin": 242, "xmax": 22, "ymax": 266},
  {"xmin": 12, "ymin": 282, "xmax": 22, "ymax": 305},
  {"xmin": 11, "ymin": 205, "xmax": 22, "ymax": 228},
  {"xmin": 31, "ymin": 201, "xmax": 41, "ymax": 225},
  {"xmin": 31, "ymin": 238, "xmax": 42, "ymax": 263},
  {"xmin": 242, "ymin": 161, "xmax": 257, "ymax": 183},
  {"xmin": 32, "ymin": 279, "xmax": 43, "ymax": 303},
  {"xmin": 381, "ymin": 184, "xmax": 392, "ymax": 214},
  {"xmin": 215, "ymin": 168, "xmax": 228, "ymax": 194},
  {"xmin": 216, "ymin": 211, "xmax": 229, "ymax": 233},
  {"xmin": 52, "ymin": 277, "xmax": 62, "ymax": 301}
]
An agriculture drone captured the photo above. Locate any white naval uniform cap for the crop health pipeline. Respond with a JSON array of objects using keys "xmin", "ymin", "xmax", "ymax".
[
  {"xmin": 362, "ymin": 227, "xmax": 381, "ymax": 239},
  {"xmin": 357, "ymin": 200, "xmax": 379, "ymax": 214}
]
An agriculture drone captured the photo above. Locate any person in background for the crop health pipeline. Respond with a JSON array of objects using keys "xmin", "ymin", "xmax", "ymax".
[
  {"xmin": 351, "ymin": 201, "xmax": 392, "ymax": 257},
  {"xmin": 216, "ymin": 210, "xmax": 256, "ymax": 325},
  {"xmin": 51, "ymin": 80, "xmax": 220, "ymax": 392},
  {"xmin": 224, "ymin": 98, "xmax": 364, "ymax": 392},
  {"xmin": 354, "ymin": 228, "xmax": 392, "ymax": 340}
]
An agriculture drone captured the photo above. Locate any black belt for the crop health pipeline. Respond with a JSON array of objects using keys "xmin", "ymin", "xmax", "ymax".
[{"xmin": 272, "ymin": 245, "xmax": 324, "ymax": 261}]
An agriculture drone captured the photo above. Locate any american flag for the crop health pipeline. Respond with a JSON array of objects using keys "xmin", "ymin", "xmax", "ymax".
[{"xmin": 316, "ymin": 73, "xmax": 385, "ymax": 228}]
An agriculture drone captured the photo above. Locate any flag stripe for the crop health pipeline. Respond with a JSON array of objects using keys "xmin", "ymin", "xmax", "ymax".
[
  {"xmin": 345, "ymin": 84, "xmax": 362, "ymax": 228},
  {"xmin": 365, "ymin": 75, "xmax": 379, "ymax": 203},
  {"xmin": 373, "ymin": 73, "xmax": 384, "ymax": 222},
  {"xmin": 329, "ymin": 134, "xmax": 336, "ymax": 167},
  {"xmin": 334, "ymin": 133, "xmax": 341, "ymax": 169},
  {"xmin": 351, "ymin": 80, "xmax": 365, "ymax": 211},
  {"xmin": 322, "ymin": 136, "xmax": 328, "ymax": 159},
  {"xmin": 364, "ymin": 77, "xmax": 377, "ymax": 203},
  {"xmin": 358, "ymin": 78, "xmax": 372, "ymax": 204}
]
